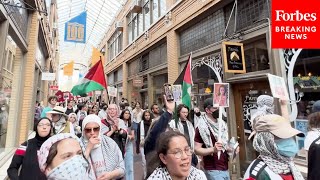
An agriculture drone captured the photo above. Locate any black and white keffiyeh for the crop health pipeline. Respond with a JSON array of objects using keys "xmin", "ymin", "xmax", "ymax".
[
  {"xmin": 147, "ymin": 166, "xmax": 206, "ymax": 180},
  {"xmin": 197, "ymin": 114, "xmax": 228, "ymax": 149},
  {"xmin": 253, "ymin": 132, "xmax": 304, "ymax": 180}
]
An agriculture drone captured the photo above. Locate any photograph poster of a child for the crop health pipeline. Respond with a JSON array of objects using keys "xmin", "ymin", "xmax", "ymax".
[{"xmin": 213, "ymin": 83, "xmax": 230, "ymax": 107}]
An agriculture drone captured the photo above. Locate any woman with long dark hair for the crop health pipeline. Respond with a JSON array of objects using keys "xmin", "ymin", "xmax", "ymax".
[
  {"xmin": 137, "ymin": 110, "xmax": 154, "ymax": 178},
  {"xmin": 120, "ymin": 109, "xmax": 134, "ymax": 180}
]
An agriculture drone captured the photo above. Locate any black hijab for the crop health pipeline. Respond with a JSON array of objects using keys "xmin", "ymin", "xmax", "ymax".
[
  {"xmin": 34, "ymin": 117, "xmax": 53, "ymax": 147},
  {"xmin": 19, "ymin": 117, "xmax": 53, "ymax": 180}
]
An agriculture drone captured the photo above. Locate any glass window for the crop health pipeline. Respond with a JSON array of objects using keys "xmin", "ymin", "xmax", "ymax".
[
  {"xmin": 144, "ymin": 1, "xmax": 151, "ymax": 30},
  {"xmin": 291, "ymin": 49, "xmax": 320, "ymax": 160},
  {"xmin": 180, "ymin": 10, "xmax": 224, "ymax": 55},
  {"xmin": 160, "ymin": 0, "xmax": 166, "ymax": 17},
  {"xmin": 152, "ymin": 0, "xmax": 159, "ymax": 23},
  {"xmin": 224, "ymin": 0, "xmax": 270, "ymax": 34},
  {"xmin": 128, "ymin": 22, "xmax": 133, "ymax": 44},
  {"xmin": 108, "ymin": 31, "xmax": 123, "ymax": 61},
  {"xmin": 133, "ymin": 16, "xmax": 138, "ymax": 39},
  {"xmin": 139, "ymin": 13, "xmax": 144, "ymax": 34},
  {"xmin": 243, "ymin": 36, "xmax": 270, "ymax": 73}
]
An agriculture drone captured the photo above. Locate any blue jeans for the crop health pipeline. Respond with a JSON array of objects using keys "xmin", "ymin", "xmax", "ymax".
[
  {"xmin": 125, "ymin": 141, "xmax": 134, "ymax": 180},
  {"xmin": 205, "ymin": 170, "xmax": 230, "ymax": 180},
  {"xmin": 132, "ymin": 122, "xmax": 139, "ymax": 140}
]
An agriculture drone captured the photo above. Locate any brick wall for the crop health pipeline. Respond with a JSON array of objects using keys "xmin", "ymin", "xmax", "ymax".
[{"xmin": 18, "ymin": 12, "xmax": 39, "ymax": 143}]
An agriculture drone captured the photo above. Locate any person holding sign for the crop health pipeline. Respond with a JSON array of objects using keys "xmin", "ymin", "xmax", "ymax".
[{"xmin": 194, "ymin": 98, "xmax": 236, "ymax": 180}]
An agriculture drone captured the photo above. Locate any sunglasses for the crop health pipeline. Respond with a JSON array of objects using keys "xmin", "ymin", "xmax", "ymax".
[{"xmin": 84, "ymin": 127, "xmax": 100, "ymax": 133}]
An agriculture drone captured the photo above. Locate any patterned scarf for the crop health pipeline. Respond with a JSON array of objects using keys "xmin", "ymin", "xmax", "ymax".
[
  {"xmin": 251, "ymin": 95, "xmax": 274, "ymax": 124},
  {"xmin": 81, "ymin": 136, "xmax": 125, "ymax": 177},
  {"xmin": 107, "ymin": 113, "xmax": 119, "ymax": 126},
  {"xmin": 147, "ymin": 166, "xmax": 206, "ymax": 180},
  {"xmin": 253, "ymin": 132, "xmax": 304, "ymax": 180},
  {"xmin": 197, "ymin": 114, "xmax": 228, "ymax": 149}
]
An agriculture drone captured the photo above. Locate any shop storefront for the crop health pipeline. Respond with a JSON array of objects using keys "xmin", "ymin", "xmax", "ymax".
[{"xmin": 281, "ymin": 49, "xmax": 320, "ymax": 163}]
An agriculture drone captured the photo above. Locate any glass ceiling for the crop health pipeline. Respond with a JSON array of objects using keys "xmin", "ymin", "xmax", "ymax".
[{"xmin": 56, "ymin": 0, "xmax": 126, "ymax": 68}]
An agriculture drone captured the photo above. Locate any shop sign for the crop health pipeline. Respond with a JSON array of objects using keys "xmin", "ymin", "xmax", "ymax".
[
  {"xmin": 42, "ymin": 73, "xmax": 56, "ymax": 81},
  {"xmin": 222, "ymin": 41, "xmax": 246, "ymax": 74},
  {"xmin": 267, "ymin": 74, "xmax": 289, "ymax": 100},
  {"xmin": 133, "ymin": 77, "xmax": 143, "ymax": 87},
  {"xmin": 50, "ymin": 85, "xmax": 59, "ymax": 91}
]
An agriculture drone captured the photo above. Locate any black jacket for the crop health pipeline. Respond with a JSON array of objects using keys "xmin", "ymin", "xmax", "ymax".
[
  {"xmin": 308, "ymin": 136, "xmax": 320, "ymax": 180},
  {"xmin": 7, "ymin": 139, "xmax": 47, "ymax": 180}
]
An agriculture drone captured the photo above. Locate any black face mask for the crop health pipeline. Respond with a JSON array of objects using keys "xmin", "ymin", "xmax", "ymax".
[{"xmin": 211, "ymin": 110, "xmax": 219, "ymax": 119}]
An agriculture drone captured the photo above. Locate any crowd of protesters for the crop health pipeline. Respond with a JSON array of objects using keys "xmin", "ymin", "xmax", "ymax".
[{"xmin": 6, "ymin": 93, "xmax": 320, "ymax": 180}]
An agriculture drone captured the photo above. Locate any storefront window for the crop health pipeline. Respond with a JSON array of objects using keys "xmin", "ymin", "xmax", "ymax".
[
  {"xmin": 0, "ymin": 36, "xmax": 16, "ymax": 152},
  {"xmin": 244, "ymin": 36, "xmax": 270, "ymax": 73},
  {"xmin": 189, "ymin": 60, "xmax": 220, "ymax": 110},
  {"xmin": 292, "ymin": 49, "xmax": 320, "ymax": 160}
]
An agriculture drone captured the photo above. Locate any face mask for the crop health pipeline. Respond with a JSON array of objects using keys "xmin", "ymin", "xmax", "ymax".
[
  {"xmin": 275, "ymin": 138, "xmax": 298, "ymax": 157},
  {"xmin": 47, "ymin": 155, "xmax": 89, "ymax": 180},
  {"xmin": 211, "ymin": 110, "xmax": 219, "ymax": 119}
]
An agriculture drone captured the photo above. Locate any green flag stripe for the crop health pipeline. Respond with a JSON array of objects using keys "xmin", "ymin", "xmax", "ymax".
[
  {"xmin": 182, "ymin": 81, "xmax": 191, "ymax": 109},
  {"xmin": 71, "ymin": 80, "xmax": 104, "ymax": 96}
]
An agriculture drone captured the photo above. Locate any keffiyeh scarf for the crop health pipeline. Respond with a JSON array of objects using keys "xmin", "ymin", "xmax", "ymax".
[
  {"xmin": 250, "ymin": 95, "xmax": 274, "ymax": 125},
  {"xmin": 253, "ymin": 132, "xmax": 304, "ymax": 180},
  {"xmin": 147, "ymin": 166, "xmax": 206, "ymax": 180},
  {"xmin": 197, "ymin": 114, "xmax": 228, "ymax": 149}
]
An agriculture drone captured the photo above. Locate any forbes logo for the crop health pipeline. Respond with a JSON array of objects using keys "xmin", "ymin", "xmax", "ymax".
[{"xmin": 275, "ymin": 10, "xmax": 317, "ymax": 21}]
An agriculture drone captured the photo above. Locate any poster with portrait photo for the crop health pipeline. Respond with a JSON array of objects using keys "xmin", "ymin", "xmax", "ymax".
[
  {"xmin": 172, "ymin": 85, "xmax": 182, "ymax": 104},
  {"xmin": 213, "ymin": 83, "xmax": 230, "ymax": 107}
]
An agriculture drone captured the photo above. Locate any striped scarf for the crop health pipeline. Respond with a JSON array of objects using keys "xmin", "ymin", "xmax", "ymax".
[{"xmin": 253, "ymin": 132, "xmax": 304, "ymax": 180}]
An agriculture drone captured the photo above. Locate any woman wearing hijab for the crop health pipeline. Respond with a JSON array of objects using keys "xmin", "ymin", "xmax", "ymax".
[
  {"xmin": 38, "ymin": 133, "xmax": 94, "ymax": 180},
  {"xmin": 244, "ymin": 114, "xmax": 305, "ymax": 180},
  {"xmin": 81, "ymin": 114, "xmax": 125, "ymax": 179},
  {"xmin": 101, "ymin": 104, "xmax": 127, "ymax": 156},
  {"xmin": 148, "ymin": 131, "xmax": 206, "ymax": 180},
  {"xmin": 7, "ymin": 117, "xmax": 53, "ymax": 180},
  {"xmin": 68, "ymin": 112, "xmax": 81, "ymax": 136}
]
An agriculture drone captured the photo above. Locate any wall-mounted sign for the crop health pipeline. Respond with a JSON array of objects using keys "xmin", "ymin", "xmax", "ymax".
[
  {"xmin": 133, "ymin": 77, "xmax": 143, "ymax": 87},
  {"xmin": 222, "ymin": 41, "xmax": 246, "ymax": 74},
  {"xmin": 50, "ymin": 85, "xmax": 59, "ymax": 91},
  {"xmin": 41, "ymin": 73, "xmax": 56, "ymax": 81}
]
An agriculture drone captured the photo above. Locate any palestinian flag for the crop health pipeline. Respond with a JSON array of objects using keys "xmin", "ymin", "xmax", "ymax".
[
  {"xmin": 182, "ymin": 53, "xmax": 193, "ymax": 109},
  {"xmin": 71, "ymin": 59, "xmax": 107, "ymax": 96}
]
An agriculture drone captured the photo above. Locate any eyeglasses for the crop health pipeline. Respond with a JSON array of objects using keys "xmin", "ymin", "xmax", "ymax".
[
  {"xmin": 167, "ymin": 147, "xmax": 193, "ymax": 159},
  {"xmin": 84, "ymin": 127, "xmax": 100, "ymax": 133},
  {"xmin": 38, "ymin": 123, "xmax": 51, "ymax": 127}
]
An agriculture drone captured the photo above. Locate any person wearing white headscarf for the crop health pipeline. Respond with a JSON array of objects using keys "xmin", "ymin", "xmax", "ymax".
[
  {"xmin": 80, "ymin": 114, "xmax": 125, "ymax": 179},
  {"xmin": 37, "ymin": 133, "xmax": 94, "ymax": 180}
]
